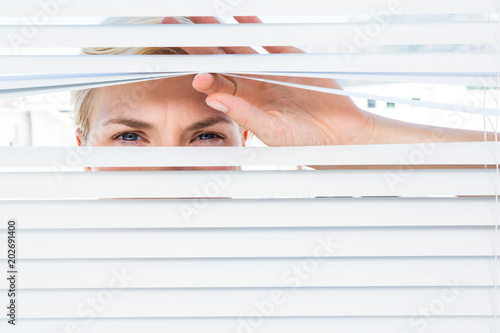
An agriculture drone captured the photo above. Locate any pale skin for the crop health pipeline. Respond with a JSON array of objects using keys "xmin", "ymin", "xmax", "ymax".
[
  {"xmin": 77, "ymin": 16, "xmax": 495, "ymax": 170},
  {"xmin": 77, "ymin": 75, "xmax": 248, "ymax": 171}
]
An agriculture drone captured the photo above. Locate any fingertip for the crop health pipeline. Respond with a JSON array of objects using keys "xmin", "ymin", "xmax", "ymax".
[
  {"xmin": 161, "ymin": 17, "xmax": 181, "ymax": 24},
  {"xmin": 234, "ymin": 16, "xmax": 263, "ymax": 24},
  {"xmin": 193, "ymin": 72, "xmax": 215, "ymax": 91},
  {"xmin": 194, "ymin": 72, "xmax": 211, "ymax": 80}
]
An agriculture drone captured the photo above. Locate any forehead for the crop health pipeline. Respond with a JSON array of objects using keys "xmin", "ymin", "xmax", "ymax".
[
  {"xmin": 90, "ymin": 76, "xmax": 230, "ymax": 127},
  {"xmin": 97, "ymin": 75, "xmax": 204, "ymax": 111}
]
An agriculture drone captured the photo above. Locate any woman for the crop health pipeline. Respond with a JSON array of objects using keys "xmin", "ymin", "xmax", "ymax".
[{"xmin": 73, "ymin": 16, "xmax": 492, "ymax": 171}]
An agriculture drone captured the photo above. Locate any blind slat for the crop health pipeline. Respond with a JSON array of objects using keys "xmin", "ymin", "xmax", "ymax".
[
  {"xmin": 0, "ymin": 73, "xmax": 183, "ymax": 90},
  {"xmin": 8, "ymin": 257, "xmax": 497, "ymax": 289},
  {"xmin": 0, "ymin": 74, "xmax": 192, "ymax": 99},
  {"xmin": 1, "ymin": 143, "xmax": 499, "ymax": 167},
  {"xmin": 246, "ymin": 72, "xmax": 500, "ymax": 86},
  {"xmin": 1, "ymin": 317, "xmax": 495, "ymax": 333},
  {"xmin": 14, "ymin": 288, "xmax": 498, "ymax": 318},
  {"xmin": 0, "ymin": 169, "xmax": 498, "ymax": 199},
  {"xmin": 3, "ymin": 23, "xmax": 499, "ymax": 47},
  {"xmin": 1, "ymin": 54, "xmax": 496, "ymax": 74},
  {"xmin": 0, "ymin": 76, "xmax": 183, "ymax": 100},
  {"xmin": 1, "ymin": 198, "xmax": 496, "ymax": 229},
  {"xmin": 1, "ymin": 0, "xmax": 497, "ymax": 16},
  {"xmin": 2, "ymin": 72, "xmax": 496, "ymax": 90},
  {"xmin": 2, "ymin": 227, "xmax": 495, "ymax": 259},
  {"xmin": 0, "ymin": 142, "xmax": 500, "ymax": 168}
]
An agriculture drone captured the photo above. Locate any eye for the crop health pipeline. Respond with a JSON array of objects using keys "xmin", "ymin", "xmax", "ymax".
[
  {"xmin": 121, "ymin": 132, "xmax": 140, "ymax": 141},
  {"xmin": 191, "ymin": 131, "xmax": 226, "ymax": 144},
  {"xmin": 197, "ymin": 132, "xmax": 220, "ymax": 140},
  {"xmin": 111, "ymin": 131, "xmax": 148, "ymax": 144}
]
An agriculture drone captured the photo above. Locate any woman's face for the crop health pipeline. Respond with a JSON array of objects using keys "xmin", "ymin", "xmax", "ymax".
[{"xmin": 77, "ymin": 75, "xmax": 246, "ymax": 171}]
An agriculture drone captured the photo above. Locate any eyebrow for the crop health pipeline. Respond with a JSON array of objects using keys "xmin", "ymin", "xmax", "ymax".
[
  {"xmin": 185, "ymin": 116, "xmax": 233, "ymax": 132},
  {"xmin": 102, "ymin": 116, "xmax": 232, "ymax": 132},
  {"xmin": 103, "ymin": 117, "xmax": 156, "ymax": 130}
]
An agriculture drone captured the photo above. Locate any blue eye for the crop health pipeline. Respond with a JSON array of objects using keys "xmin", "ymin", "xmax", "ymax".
[
  {"xmin": 191, "ymin": 131, "xmax": 226, "ymax": 145},
  {"xmin": 120, "ymin": 133, "xmax": 140, "ymax": 141},
  {"xmin": 198, "ymin": 132, "xmax": 219, "ymax": 140},
  {"xmin": 112, "ymin": 132, "xmax": 147, "ymax": 144}
]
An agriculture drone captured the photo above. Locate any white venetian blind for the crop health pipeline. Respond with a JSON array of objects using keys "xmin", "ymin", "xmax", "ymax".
[{"xmin": 1, "ymin": 1, "xmax": 500, "ymax": 332}]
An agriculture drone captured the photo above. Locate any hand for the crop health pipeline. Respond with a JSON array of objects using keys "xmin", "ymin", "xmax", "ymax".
[{"xmin": 162, "ymin": 16, "xmax": 373, "ymax": 146}]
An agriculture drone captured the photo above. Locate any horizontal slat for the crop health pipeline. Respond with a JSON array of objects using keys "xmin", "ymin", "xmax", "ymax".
[
  {"xmin": 0, "ymin": 72, "xmax": 182, "ymax": 90},
  {"xmin": 16, "ymin": 143, "xmax": 500, "ymax": 167},
  {"xmin": 0, "ymin": 169, "xmax": 498, "ymax": 199},
  {"xmin": 0, "ymin": 75, "xmax": 186, "ymax": 99},
  {"xmin": 253, "ymin": 71, "xmax": 500, "ymax": 86},
  {"xmin": 8, "ymin": 287, "xmax": 497, "ymax": 318},
  {"xmin": 4, "ymin": 257, "xmax": 497, "ymax": 289},
  {"xmin": 0, "ymin": 0, "xmax": 497, "ymax": 16},
  {"xmin": 0, "ymin": 197, "xmax": 498, "ymax": 229},
  {"xmin": 0, "ymin": 227, "xmax": 496, "ymax": 259},
  {"xmin": 1, "ymin": 54, "xmax": 497, "ymax": 75},
  {"xmin": 3, "ymin": 23, "xmax": 499, "ymax": 48},
  {"xmin": 1, "ymin": 317, "xmax": 496, "ymax": 333},
  {"xmin": 0, "ymin": 143, "xmax": 499, "ymax": 167},
  {"xmin": 2, "ymin": 72, "xmax": 498, "ymax": 91}
]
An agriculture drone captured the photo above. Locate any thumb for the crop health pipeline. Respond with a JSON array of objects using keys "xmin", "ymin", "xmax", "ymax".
[{"xmin": 205, "ymin": 93, "xmax": 283, "ymax": 146}]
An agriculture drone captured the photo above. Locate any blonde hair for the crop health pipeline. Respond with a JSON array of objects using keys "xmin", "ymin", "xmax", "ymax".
[{"xmin": 72, "ymin": 17, "xmax": 190, "ymax": 139}]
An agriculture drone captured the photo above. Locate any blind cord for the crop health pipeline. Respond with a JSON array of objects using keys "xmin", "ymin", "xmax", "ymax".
[{"xmin": 494, "ymin": 9, "xmax": 499, "ymax": 331}]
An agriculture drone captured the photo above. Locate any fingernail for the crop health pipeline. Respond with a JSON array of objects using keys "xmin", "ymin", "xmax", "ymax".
[{"xmin": 207, "ymin": 99, "xmax": 228, "ymax": 113}]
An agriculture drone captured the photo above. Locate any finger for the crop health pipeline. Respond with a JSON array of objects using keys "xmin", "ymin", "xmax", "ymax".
[
  {"xmin": 161, "ymin": 16, "xmax": 223, "ymax": 55},
  {"xmin": 263, "ymin": 45, "xmax": 304, "ymax": 53},
  {"xmin": 233, "ymin": 16, "xmax": 263, "ymax": 24},
  {"xmin": 205, "ymin": 93, "xmax": 280, "ymax": 145},
  {"xmin": 221, "ymin": 46, "xmax": 259, "ymax": 55},
  {"xmin": 193, "ymin": 73, "xmax": 236, "ymax": 96},
  {"xmin": 234, "ymin": 16, "xmax": 304, "ymax": 54},
  {"xmin": 161, "ymin": 17, "xmax": 181, "ymax": 24},
  {"xmin": 188, "ymin": 16, "xmax": 221, "ymax": 24}
]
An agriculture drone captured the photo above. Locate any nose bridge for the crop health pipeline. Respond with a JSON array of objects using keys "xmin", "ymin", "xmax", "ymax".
[
  {"xmin": 158, "ymin": 135, "xmax": 183, "ymax": 147},
  {"xmin": 157, "ymin": 119, "xmax": 183, "ymax": 147}
]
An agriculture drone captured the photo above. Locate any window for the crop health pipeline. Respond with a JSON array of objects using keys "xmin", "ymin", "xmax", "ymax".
[{"xmin": 1, "ymin": 1, "xmax": 499, "ymax": 332}]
